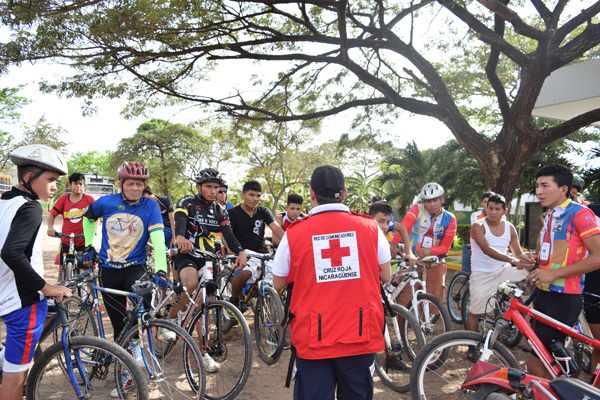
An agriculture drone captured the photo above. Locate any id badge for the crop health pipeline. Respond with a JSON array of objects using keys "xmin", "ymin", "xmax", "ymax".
[
  {"xmin": 539, "ymin": 242, "xmax": 550, "ymax": 261},
  {"xmin": 422, "ymin": 236, "xmax": 433, "ymax": 248}
]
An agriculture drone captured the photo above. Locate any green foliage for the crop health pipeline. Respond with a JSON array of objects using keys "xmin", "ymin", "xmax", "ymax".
[
  {"xmin": 344, "ymin": 172, "xmax": 383, "ymax": 213},
  {"xmin": 456, "ymin": 225, "xmax": 471, "ymax": 246},
  {"xmin": 68, "ymin": 151, "xmax": 112, "ymax": 177}
]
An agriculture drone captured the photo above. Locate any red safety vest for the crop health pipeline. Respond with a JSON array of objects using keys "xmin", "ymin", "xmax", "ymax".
[{"xmin": 285, "ymin": 209, "xmax": 385, "ymax": 359}]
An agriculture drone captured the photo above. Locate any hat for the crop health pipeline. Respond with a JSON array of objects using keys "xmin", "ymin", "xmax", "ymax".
[{"xmin": 310, "ymin": 165, "xmax": 345, "ymax": 199}]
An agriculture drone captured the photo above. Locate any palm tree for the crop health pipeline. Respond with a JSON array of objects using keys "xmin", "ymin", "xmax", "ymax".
[{"xmin": 344, "ymin": 172, "xmax": 383, "ymax": 213}]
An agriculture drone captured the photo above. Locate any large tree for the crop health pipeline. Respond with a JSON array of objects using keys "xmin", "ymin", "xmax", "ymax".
[{"xmin": 3, "ymin": 1, "xmax": 600, "ymax": 199}]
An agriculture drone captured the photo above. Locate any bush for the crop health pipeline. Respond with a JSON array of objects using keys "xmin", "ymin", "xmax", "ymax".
[{"xmin": 456, "ymin": 224, "xmax": 471, "ymax": 246}]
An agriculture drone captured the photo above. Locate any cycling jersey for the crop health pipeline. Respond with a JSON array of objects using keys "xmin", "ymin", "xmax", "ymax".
[
  {"xmin": 50, "ymin": 193, "xmax": 95, "ymax": 247},
  {"xmin": 401, "ymin": 204, "xmax": 457, "ymax": 256},
  {"xmin": 0, "ymin": 188, "xmax": 46, "ymax": 316},
  {"xmin": 538, "ymin": 199, "xmax": 600, "ymax": 294},
  {"xmin": 85, "ymin": 193, "xmax": 163, "ymax": 269},
  {"xmin": 174, "ymin": 194, "xmax": 243, "ymax": 254},
  {"xmin": 278, "ymin": 211, "xmax": 306, "ymax": 231},
  {"xmin": 155, "ymin": 195, "xmax": 174, "ymax": 228}
]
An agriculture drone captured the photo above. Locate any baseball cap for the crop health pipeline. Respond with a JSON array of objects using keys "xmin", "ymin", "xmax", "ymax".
[{"xmin": 310, "ymin": 165, "xmax": 345, "ymax": 199}]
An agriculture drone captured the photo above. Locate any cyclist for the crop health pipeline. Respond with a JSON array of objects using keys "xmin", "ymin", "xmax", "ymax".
[
  {"xmin": 0, "ymin": 144, "xmax": 72, "ymax": 400},
  {"xmin": 571, "ymin": 176, "xmax": 588, "ymax": 206},
  {"xmin": 142, "ymin": 186, "xmax": 176, "ymax": 248},
  {"xmin": 217, "ymin": 181, "xmax": 235, "ymax": 211},
  {"xmin": 273, "ymin": 165, "xmax": 391, "ymax": 399},
  {"xmin": 47, "ymin": 172, "xmax": 95, "ymax": 278},
  {"xmin": 399, "ymin": 182, "xmax": 456, "ymax": 303},
  {"xmin": 165, "ymin": 167, "xmax": 247, "ymax": 372},
  {"xmin": 228, "ymin": 181, "xmax": 284, "ymax": 310},
  {"xmin": 525, "ymin": 164, "xmax": 600, "ymax": 379},
  {"xmin": 81, "ymin": 162, "xmax": 168, "ymax": 379},
  {"xmin": 275, "ymin": 193, "xmax": 306, "ymax": 232},
  {"xmin": 466, "ymin": 194, "xmax": 534, "ymax": 358}
]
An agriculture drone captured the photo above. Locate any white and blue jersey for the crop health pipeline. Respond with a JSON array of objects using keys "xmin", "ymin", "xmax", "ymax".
[{"xmin": 90, "ymin": 194, "xmax": 163, "ymax": 269}]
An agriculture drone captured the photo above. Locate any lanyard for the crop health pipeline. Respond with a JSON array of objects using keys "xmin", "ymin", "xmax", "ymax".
[{"xmin": 539, "ymin": 211, "xmax": 554, "ymax": 266}]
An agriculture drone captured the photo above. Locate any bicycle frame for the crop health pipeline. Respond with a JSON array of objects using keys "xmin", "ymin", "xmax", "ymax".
[{"xmin": 386, "ymin": 261, "xmax": 434, "ymax": 327}]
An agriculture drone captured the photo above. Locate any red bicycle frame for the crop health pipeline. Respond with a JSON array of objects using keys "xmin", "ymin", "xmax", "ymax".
[{"xmin": 504, "ymin": 296, "xmax": 600, "ymax": 382}]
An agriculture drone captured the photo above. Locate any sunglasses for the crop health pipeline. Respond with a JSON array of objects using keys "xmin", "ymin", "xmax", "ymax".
[{"xmin": 218, "ymin": 190, "xmax": 227, "ymax": 194}]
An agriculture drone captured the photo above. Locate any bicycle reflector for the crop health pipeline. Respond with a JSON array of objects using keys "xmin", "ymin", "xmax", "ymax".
[{"xmin": 499, "ymin": 367, "xmax": 526, "ymax": 381}]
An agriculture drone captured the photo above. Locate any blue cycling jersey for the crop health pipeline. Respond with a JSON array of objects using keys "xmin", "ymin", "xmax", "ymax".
[{"xmin": 91, "ymin": 194, "xmax": 163, "ymax": 269}]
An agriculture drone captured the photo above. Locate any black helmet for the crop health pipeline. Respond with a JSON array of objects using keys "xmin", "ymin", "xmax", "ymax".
[
  {"xmin": 195, "ymin": 168, "xmax": 225, "ymax": 186},
  {"xmin": 573, "ymin": 176, "xmax": 585, "ymax": 192}
]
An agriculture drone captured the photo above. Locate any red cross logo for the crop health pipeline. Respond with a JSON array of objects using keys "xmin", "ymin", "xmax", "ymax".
[{"xmin": 321, "ymin": 238, "xmax": 351, "ymax": 267}]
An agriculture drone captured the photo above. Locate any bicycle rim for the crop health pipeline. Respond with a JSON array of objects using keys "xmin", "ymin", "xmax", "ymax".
[
  {"xmin": 188, "ymin": 299, "xmax": 252, "ymax": 400},
  {"xmin": 122, "ymin": 319, "xmax": 206, "ymax": 400},
  {"xmin": 375, "ymin": 303, "xmax": 425, "ymax": 393},
  {"xmin": 409, "ymin": 293, "xmax": 452, "ymax": 343},
  {"xmin": 26, "ymin": 335, "xmax": 149, "ymax": 400},
  {"xmin": 409, "ymin": 331, "xmax": 519, "ymax": 400},
  {"xmin": 254, "ymin": 285, "xmax": 284, "ymax": 365}
]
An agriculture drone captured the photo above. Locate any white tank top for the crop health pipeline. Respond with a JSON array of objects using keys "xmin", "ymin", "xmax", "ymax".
[{"xmin": 470, "ymin": 219, "xmax": 513, "ymax": 273}]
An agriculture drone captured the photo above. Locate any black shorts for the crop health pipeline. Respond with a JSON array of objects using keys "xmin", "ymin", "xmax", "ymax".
[
  {"xmin": 584, "ymin": 284, "xmax": 600, "ymax": 324},
  {"xmin": 532, "ymin": 290, "xmax": 582, "ymax": 357},
  {"xmin": 58, "ymin": 242, "xmax": 87, "ymax": 267},
  {"xmin": 175, "ymin": 252, "xmax": 205, "ymax": 272}
]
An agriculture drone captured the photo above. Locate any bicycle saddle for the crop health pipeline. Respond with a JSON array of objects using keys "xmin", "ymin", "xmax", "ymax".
[{"xmin": 549, "ymin": 377, "xmax": 600, "ymax": 399}]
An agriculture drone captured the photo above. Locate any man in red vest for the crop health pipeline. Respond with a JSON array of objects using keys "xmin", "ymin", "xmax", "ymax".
[{"xmin": 273, "ymin": 165, "xmax": 392, "ymax": 400}]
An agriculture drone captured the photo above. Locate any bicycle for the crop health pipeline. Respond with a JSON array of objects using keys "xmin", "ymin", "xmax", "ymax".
[
  {"xmin": 382, "ymin": 255, "xmax": 452, "ymax": 344},
  {"xmin": 446, "ymin": 270, "xmax": 469, "ymax": 323},
  {"xmin": 54, "ymin": 232, "xmax": 86, "ymax": 283},
  {"xmin": 64, "ymin": 267, "xmax": 206, "ymax": 400},
  {"xmin": 154, "ymin": 248, "xmax": 252, "ymax": 400},
  {"xmin": 216, "ymin": 249, "xmax": 285, "ymax": 365},
  {"xmin": 409, "ymin": 280, "xmax": 600, "ymax": 399},
  {"xmin": 26, "ymin": 300, "xmax": 149, "ymax": 400}
]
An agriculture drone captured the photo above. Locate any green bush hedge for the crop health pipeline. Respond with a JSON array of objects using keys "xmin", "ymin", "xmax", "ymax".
[{"xmin": 456, "ymin": 224, "xmax": 470, "ymax": 246}]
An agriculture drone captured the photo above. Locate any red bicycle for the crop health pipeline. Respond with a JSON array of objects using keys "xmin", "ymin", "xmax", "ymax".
[{"xmin": 410, "ymin": 281, "xmax": 600, "ymax": 399}]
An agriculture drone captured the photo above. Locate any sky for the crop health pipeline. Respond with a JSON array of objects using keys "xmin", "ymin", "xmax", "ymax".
[{"xmin": 0, "ymin": 58, "xmax": 455, "ymax": 156}]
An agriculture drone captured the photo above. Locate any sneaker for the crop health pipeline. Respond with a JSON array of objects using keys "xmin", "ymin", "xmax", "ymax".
[
  {"xmin": 161, "ymin": 320, "xmax": 177, "ymax": 342},
  {"xmin": 283, "ymin": 341, "xmax": 291, "ymax": 350},
  {"xmin": 386, "ymin": 352, "xmax": 411, "ymax": 373},
  {"xmin": 467, "ymin": 345, "xmax": 479, "ymax": 362},
  {"xmin": 522, "ymin": 342, "xmax": 533, "ymax": 352},
  {"xmin": 128, "ymin": 339, "xmax": 145, "ymax": 367},
  {"xmin": 228, "ymin": 297, "xmax": 248, "ymax": 313},
  {"xmin": 266, "ymin": 330, "xmax": 280, "ymax": 346},
  {"xmin": 110, "ymin": 371, "xmax": 133, "ymax": 398},
  {"xmin": 202, "ymin": 353, "xmax": 220, "ymax": 373}
]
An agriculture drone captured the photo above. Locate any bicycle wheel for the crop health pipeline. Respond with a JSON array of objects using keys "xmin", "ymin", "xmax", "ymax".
[
  {"xmin": 26, "ymin": 335, "xmax": 149, "ymax": 400},
  {"xmin": 409, "ymin": 330, "xmax": 520, "ymax": 400},
  {"xmin": 375, "ymin": 303, "xmax": 426, "ymax": 393},
  {"xmin": 406, "ymin": 292, "xmax": 452, "ymax": 343},
  {"xmin": 188, "ymin": 299, "xmax": 252, "ymax": 400},
  {"xmin": 121, "ymin": 319, "xmax": 206, "ymax": 400},
  {"xmin": 461, "ymin": 289, "xmax": 470, "ymax": 329},
  {"xmin": 446, "ymin": 272, "xmax": 469, "ymax": 323},
  {"xmin": 215, "ymin": 268, "xmax": 235, "ymax": 333},
  {"xmin": 254, "ymin": 285, "xmax": 284, "ymax": 365}
]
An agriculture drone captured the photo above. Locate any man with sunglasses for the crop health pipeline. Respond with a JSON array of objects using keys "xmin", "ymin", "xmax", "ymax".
[{"xmin": 217, "ymin": 182, "xmax": 235, "ymax": 211}]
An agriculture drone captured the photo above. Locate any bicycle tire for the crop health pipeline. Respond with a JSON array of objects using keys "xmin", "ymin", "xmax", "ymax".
[
  {"xmin": 188, "ymin": 299, "xmax": 252, "ymax": 400},
  {"xmin": 375, "ymin": 303, "xmax": 426, "ymax": 393},
  {"xmin": 406, "ymin": 292, "xmax": 452, "ymax": 343},
  {"xmin": 215, "ymin": 268, "xmax": 235, "ymax": 333},
  {"xmin": 409, "ymin": 330, "xmax": 519, "ymax": 400},
  {"xmin": 26, "ymin": 335, "xmax": 149, "ymax": 400},
  {"xmin": 121, "ymin": 318, "xmax": 206, "ymax": 400},
  {"xmin": 446, "ymin": 272, "xmax": 469, "ymax": 323},
  {"xmin": 254, "ymin": 285, "xmax": 285, "ymax": 365}
]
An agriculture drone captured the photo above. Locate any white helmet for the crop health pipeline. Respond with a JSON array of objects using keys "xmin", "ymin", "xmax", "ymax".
[
  {"xmin": 419, "ymin": 182, "xmax": 444, "ymax": 200},
  {"xmin": 10, "ymin": 144, "xmax": 68, "ymax": 176}
]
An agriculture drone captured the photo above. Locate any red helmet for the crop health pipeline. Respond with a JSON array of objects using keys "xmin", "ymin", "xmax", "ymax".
[{"xmin": 118, "ymin": 162, "xmax": 149, "ymax": 181}]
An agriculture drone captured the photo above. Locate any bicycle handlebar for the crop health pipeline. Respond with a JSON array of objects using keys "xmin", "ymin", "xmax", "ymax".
[{"xmin": 54, "ymin": 232, "xmax": 86, "ymax": 239}]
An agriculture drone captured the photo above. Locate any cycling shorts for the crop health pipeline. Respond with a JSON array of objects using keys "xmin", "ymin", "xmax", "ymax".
[
  {"xmin": 584, "ymin": 284, "xmax": 600, "ymax": 324},
  {"xmin": 531, "ymin": 290, "xmax": 581, "ymax": 358},
  {"xmin": 2, "ymin": 298, "xmax": 48, "ymax": 373},
  {"xmin": 175, "ymin": 252, "xmax": 206, "ymax": 272}
]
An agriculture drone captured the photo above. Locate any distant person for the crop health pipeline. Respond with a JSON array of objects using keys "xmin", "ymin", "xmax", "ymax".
[
  {"xmin": 0, "ymin": 144, "xmax": 72, "ymax": 400},
  {"xmin": 47, "ymin": 172, "xmax": 95, "ymax": 277},
  {"xmin": 470, "ymin": 191, "xmax": 494, "ymax": 225},
  {"xmin": 217, "ymin": 182, "xmax": 235, "ymax": 211},
  {"xmin": 571, "ymin": 176, "xmax": 588, "ymax": 206},
  {"xmin": 275, "ymin": 194, "xmax": 306, "ymax": 232}
]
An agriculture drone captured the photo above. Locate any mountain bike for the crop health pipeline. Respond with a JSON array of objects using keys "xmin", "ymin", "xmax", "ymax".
[
  {"xmin": 410, "ymin": 281, "xmax": 600, "ymax": 399},
  {"xmin": 153, "ymin": 248, "xmax": 252, "ymax": 400},
  {"xmin": 382, "ymin": 255, "xmax": 452, "ymax": 344},
  {"xmin": 26, "ymin": 300, "xmax": 149, "ymax": 400},
  {"xmin": 54, "ymin": 232, "xmax": 86, "ymax": 283},
  {"xmin": 216, "ymin": 249, "xmax": 285, "ymax": 365},
  {"xmin": 63, "ymin": 268, "xmax": 206, "ymax": 400},
  {"xmin": 446, "ymin": 270, "xmax": 469, "ymax": 323}
]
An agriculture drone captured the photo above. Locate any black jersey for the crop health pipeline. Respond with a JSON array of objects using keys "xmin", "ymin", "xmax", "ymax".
[
  {"xmin": 228, "ymin": 205, "xmax": 274, "ymax": 253},
  {"xmin": 156, "ymin": 195, "xmax": 174, "ymax": 228},
  {"xmin": 174, "ymin": 194, "xmax": 243, "ymax": 254}
]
